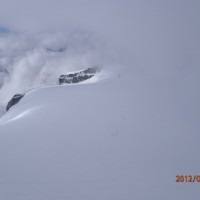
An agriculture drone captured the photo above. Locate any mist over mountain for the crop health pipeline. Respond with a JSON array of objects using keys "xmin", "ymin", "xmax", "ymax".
[{"xmin": 0, "ymin": 30, "xmax": 112, "ymax": 115}]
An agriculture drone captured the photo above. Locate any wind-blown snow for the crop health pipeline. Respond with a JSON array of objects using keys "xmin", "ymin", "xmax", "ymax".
[{"xmin": 0, "ymin": 31, "xmax": 108, "ymax": 115}]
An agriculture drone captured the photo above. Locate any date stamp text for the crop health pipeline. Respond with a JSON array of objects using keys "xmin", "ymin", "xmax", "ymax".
[{"xmin": 176, "ymin": 175, "xmax": 200, "ymax": 183}]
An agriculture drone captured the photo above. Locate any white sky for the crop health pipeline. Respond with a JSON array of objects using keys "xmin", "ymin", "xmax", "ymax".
[{"xmin": 0, "ymin": 0, "xmax": 199, "ymax": 70}]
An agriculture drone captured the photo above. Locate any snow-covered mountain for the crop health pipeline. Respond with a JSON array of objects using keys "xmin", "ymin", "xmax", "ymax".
[
  {"xmin": 0, "ymin": 64, "xmax": 200, "ymax": 199},
  {"xmin": 0, "ymin": 31, "xmax": 107, "ymax": 116},
  {"xmin": 0, "ymin": 0, "xmax": 200, "ymax": 198}
]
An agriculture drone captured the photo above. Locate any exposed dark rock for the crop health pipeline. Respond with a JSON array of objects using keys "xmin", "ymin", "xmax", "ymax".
[
  {"xmin": 59, "ymin": 67, "xmax": 100, "ymax": 85},
  {"xmin": 6, "ymin": 94, "xmax": 25, "ymax": 111},
  {"xmin": 5, "ymin": 67, "xmax": 100, "ymax": 112}
]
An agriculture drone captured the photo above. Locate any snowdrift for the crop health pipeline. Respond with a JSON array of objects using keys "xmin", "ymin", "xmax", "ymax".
[{"xmin": 0, "ymin": 70, "xmax": 200, "ymax": 200}]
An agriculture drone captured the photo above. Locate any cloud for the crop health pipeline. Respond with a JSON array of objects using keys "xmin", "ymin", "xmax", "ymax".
[
  {"xmin": 0, "ymin": 0, "xmax": 199, "ymax": 116},
  {"xmin": 0, "ymin": 30, "xmax": 109, "ymax": 114}
]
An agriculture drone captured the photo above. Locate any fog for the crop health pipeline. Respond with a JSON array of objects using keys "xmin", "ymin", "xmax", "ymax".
[
  {"xmin": 0, "ymin": 31, "xmax": 107, "ymax": 110},
  {"xmin": 0, "ymin": 1, "xmax": 199, "ymax": 81},
  {"xmin": 0, "ymin": 0, "xmax": 199, "ymax": 78}
]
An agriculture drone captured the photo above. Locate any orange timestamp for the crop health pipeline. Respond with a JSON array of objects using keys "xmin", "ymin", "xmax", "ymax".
[{"xmin": 176, "ymin": 175, "xmax": 200, "ymax": 183}]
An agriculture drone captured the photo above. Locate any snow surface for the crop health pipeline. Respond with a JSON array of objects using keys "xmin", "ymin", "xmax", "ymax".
[{"xmin": 0, "ymin": 68, "xmax": 200, "ymax": 200}]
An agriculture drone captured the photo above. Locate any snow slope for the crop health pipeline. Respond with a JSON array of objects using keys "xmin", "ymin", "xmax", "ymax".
[
  {"xmin": 0, "ymin": 31, "xmax": 105, "ymax": 113},
  {"xmin": 0, "ymin": 68, "xmax": 200, "ymax": 200}
]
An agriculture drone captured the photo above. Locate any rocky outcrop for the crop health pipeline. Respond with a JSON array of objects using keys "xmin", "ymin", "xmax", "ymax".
[
  {"xmin": 5, "ymin": 67, "xmax": 100, "ymax": 112},
  {"xmin": 6, "ymin": 94, "xmax": 25, "ymax": 111},
  {"xmin": 59, "ymin": 67, "xmax": 100, "ymax": 85}
]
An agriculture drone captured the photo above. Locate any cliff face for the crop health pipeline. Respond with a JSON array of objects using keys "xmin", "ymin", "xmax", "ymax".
[
  {"xmin": 59, "ymin": 67, "xmax": 100, "ymax": 84},
  {"xmin": 6, "ymin": 94, "xmax": 25, "ymax": 111},
  {"xmin": 5, "ymin": 67, "xmax": 101, "ymax": 112}
]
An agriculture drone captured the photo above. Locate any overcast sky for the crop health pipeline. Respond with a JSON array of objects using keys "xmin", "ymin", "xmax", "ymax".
[
  {"xmin": 0, "ymin": 0, "xmax": 199, "ymax": 97},
  {"xmin": 1, "ymin": 0, "xmax": 200, "ymax": 53},
  {"xmin": 0, "ymin": 0, "xmax": 199, "ymax": 113}
]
